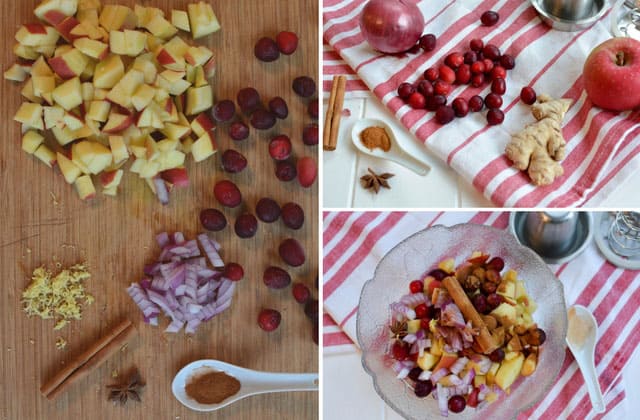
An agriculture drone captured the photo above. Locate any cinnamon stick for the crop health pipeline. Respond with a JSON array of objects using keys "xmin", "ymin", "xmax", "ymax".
[
  {"xmin": 41, "ymin": 319, "xmax": 137, "ymax": 399},
  {"xmin": 323, "ymin": 75, "xmax": 346, "ymax": 151},
  {"xmin": 442, "ymin": 276, "xmax": 499, "ymax": 354}
]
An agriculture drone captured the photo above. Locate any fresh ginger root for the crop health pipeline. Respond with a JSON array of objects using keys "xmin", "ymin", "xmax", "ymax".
[{"xmin": 505, "ymin": 94, "xmax": 573, "ymax": 186}]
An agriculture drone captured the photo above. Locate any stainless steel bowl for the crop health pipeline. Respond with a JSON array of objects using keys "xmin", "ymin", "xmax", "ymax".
[{"xmin": 532, "ymin": 0, "xmax": 608, "ymax": 31}]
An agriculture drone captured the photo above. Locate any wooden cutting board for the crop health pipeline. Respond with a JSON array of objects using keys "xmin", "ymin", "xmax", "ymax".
[{"xmin": 0, "ymin": 1, "xmax": 318, "ymax": 419}]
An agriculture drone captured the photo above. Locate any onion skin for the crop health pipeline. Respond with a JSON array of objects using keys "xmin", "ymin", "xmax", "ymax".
[{"xmin": 359, "ymin": 0, "xmax": 424, "ymax": 54}]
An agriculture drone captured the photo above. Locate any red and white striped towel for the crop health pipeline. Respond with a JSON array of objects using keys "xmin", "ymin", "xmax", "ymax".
[
  {"xmin": 322, "ymin": 211, "xmax": 640, "ymax": 418},
  {"xmin": 322, "ymin": 0, "xmax": 640, "ymax": 207}
]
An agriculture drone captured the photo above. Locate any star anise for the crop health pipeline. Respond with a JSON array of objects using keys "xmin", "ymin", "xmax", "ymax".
[
  {"xmin": 360, "ymin": 168, "xmax": 394, "ymax": 194},
  {"xmin": 107, "ymin": 368, "xmax": 145, "ymax": 405},
  {"xmin": 389, "ymin": 320, "xmax": 408, "ymax": 340}
]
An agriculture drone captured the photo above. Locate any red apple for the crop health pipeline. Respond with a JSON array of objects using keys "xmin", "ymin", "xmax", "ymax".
[{"xmin": 583, "ymin": 37, "xmax": 640, "ymax": 111}]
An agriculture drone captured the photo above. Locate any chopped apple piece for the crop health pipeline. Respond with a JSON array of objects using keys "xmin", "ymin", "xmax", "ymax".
[
  {"xmin": 21, "ymin": 80, "xmax": 41, "ymax": 103},
  {"xmin": 132, "ymin": 53, "xmax": 158, "ymax": 84},
  {"xmin": 15, "ymin": 24, "xmax": 60, "ymax": 46},
  {"xmin": 73, "ymin": 38, "xmax": 109, "ymax": 59},
  {"xmin": 14, "ymin": 44, "xmax": 40, "ymax": 60},
  {"xmin": 63, "ymin": 111, "xmax": 84, "ymax": 130},
  {"xmin": 109, "ymin": 135, "xmax": 128, "ymax": 164},
  {"xmin": 171, "ymin": 10, "xmax": 190, "ymax": 32},
  {"xmin": 43, "ymin": 106, "xmax": 65, "ymax": 129},
  {"xmin": 72, "ymin": 140, "xmax": 112, "ymax": 174},
  {"xmin": 99, "ymin": 4, "xmax": 135, "ymax": 32},
  {"xmin": 134, "ymin": 5, "xmax": 164, "ymax": 27},
  {"xmin": 93, "ymin": 54, "xmax": 124, "ymax": 89},
  {"xmin": 191, "ymin": 131, "xmax": 217, "ymax": 162},
  {"xmin": 70, "ymin": 20, "xmax": 103, "ymax": 39},
  {"xmin": 35, "ymin": 0, "xmax": 78, "ymax": 22},
  {"xmin": 85, "ymin": 100, "xmax": 109, "ymax": 121},
  {"xmin": 184, "ymin": 45, "xmax": 213, "ymax": 66},
  {"xmin": 160, "ymin": 167, "xmax": 189, "ymax": 187},
  {"xmin": 6, "ymin": 65, "xmax": 29, "ymax": 84},
  {"xmin": 33, "ymin": 144, "xmax": 57, "ymax": 167},
  {"xmin": 106, "ymin": 69, "xmax": 144, "ymax": 108},
  {"xmin": 21, "ymin": 131, "xmax": 45, "ymax": 154},
  {"xmin": 32, "ymin": 76, "xmax": 56, "ymax": 99},
  {"xmin": 109, "ymin": 29, "xmax": 147, "ymax": 56},
  {"xmin": 155, "ymin": 47, "xmax": 185, "ymax": 72},
  {"xmin": 203, "ymin": 56, "xmax": 216, "ymax": 79},
  {"xmin": 14, "ymin": 102, "xmax": 44, "ymax": 130},
  {"xmin": 162, "ymin": 123, "xmax": 190, "ymax": 140},
  {"xmin": 145, "ymin": 14, "xmax": 178, "ymax": 39},
  {"xmin": 74, "ymin": 174, "xmax": 96, "ymax": 200},
  {"xmin": 193, "ymin": 66, "xmax": 207, "ymax": 87},
  {"xmin": 187, "ymin": 2, "xmax": 220, "ymax": 39},
  {"xmin": 495, "ymin": 352, "xmax": 524, "ymax": 391},
  {"xmin": 163, "ymin": 36, "xmax": 190, "ymax": 57},
  {"xmin": 103, "ymin": 111, "xmax": 134, "ymax": 133},
  {"xmin": 51, "ymin": 125, "xmax": 79, "ymax": 145},
  {"xmin": 31, "ymin": 56, "xmax": 54, "ymax": 77},
  {"xmin": 100, "ymin": 169, "xmax": 123, "ymax": 189},
  {"xmin": 52, "ymin": 76, "xmax": 82, "ymax": 110},
  {"xmin": 57, "ymin": 152, "xmax": 82, "ymax": 183},
  {"xmin": 190, "ymin": 112, "xmax": 215, "ymax": 137},
  {"xmin": 53, "ymin": 16, "xmax": 82, "ymax": 42},
  {"xmin": 132, "ymin": 84, "xmax": 155, "ymax": 111},
  {"xmin": 81, "ymin": 82, "xmax": 94, "ymax": 101},
  {"xmin": 185, "ymin": 85, "xmax": 212, "ymax": 116},
  {"xmin": 48, "ymin": 48, "xmax": 89, "ymax": 79}
]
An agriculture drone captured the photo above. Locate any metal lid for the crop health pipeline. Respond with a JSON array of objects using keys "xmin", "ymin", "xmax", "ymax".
[{"xmin": 611, "ymin": 0, "xmax": 640, "ymax": 41}]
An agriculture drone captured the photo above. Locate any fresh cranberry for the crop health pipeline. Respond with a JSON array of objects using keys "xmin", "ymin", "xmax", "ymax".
[
  {"xmin": 471, "ymin": 73, "xmax": 485, "ymax": 88},
  {"xmin": 464, "ymin": 51, "xmax": 477, "ymax": 64},
  {"xmin": 470, "ymin": 61, "xmax": 485, "ymax": 74},
  {"xmin": 275, "ymin": 31, "xmax": 298, "ymax": 55},
  {"xmin": 481, "ymin": 10, "xmax": 500, "ymax": 26},
  {"xmin": 414, "ymin": 380, "xmax": 433, "ymax": 397},
  {"xmin": 258, "ymin": 308, "xmax": 281, "ymax": 331},
  {"xmin": 214, "ymin": 180, "xmax": 242, "ymax": 207},
  {"xmin": 397, "ymin": 82, "xmax": 415, "ymax": 100},
  {"xmin": 409, "ymin": 280, "xmax": 423, "ymax": 293},
  {"xmin": 448, "ymin": 395, "xmax": 466, "ymax": 413},
  {"xmin": 438, "ymin": 65, "xmax": 456, "ymax": 84},
  {"xmin": 482, "ymin": 58, "xmax": 494, "ymax": 74},
  {"xmin": 500, "ymin": 54, "xmax": 516, "ymax": 70},
  {"xmin": 255, "ymin": 197, "xmax": 281, "ymax": 222},
  {"xmin": 485, "ymin": 93, "xmax": 503, "ymax": 109},
  {"xmin": 292, "ymin": 282, "xmax": 311, "ymax": 304},
  {"xmin": 428, "ymin": 268, "xmax": 448, "ymax": 280},
  {"xmin": 491, "ymin": 77, "xmax": 506, "ymax": 95},
  {"xmin": 487, "ymin": 108, "xmax": 505, "ymax": 125},
  {"xmin": 487, "ymin": 293, "xmax": 503, "ymax": 309},
  {"xmin": 420, "ymin": 318, "xmax": 431, "ymax": 330},
  {"xmin": 425, "ymin": 94, "xmax": 447, "ymax": 111},
  {"xmin": 415, "ymin": 303, "xmax": 428, "ymax": 318},
  {"xmin": 455, "ymin": 65, "xmax": 471, "ymax": 85},
  {"xmin": 469, "ymin": 38, "xmax": 484, "ymax": 52},
  {"xmin": 424, "ymin": 67, "xmax": 439, "ymax": 82},
  {"xmin": 281, "ymin": 202, "xmax": 304, "ymax": 229},
  {"xmin": 392, "ymin": 341, "xmax": 408, "ymax": 360},
  {"xmin": 520, "ymin": 86, "xmax": 537, "ymax": 105},
  {"xmin": 408, "ymin": 92, "xmax": 426, "ymax": 109},
  {"xmin": 486, "ymin": 256, "xmax": 505, "ymax": 271},
  {"xmin": 468, "ymin": 95, "xmax": 484, "ymax": 112},
  {"xmin": 228, "ymin": 121, "xmax": 249, "ymax": 141},
  {"xmin": 482, "ymin": 44, "xmax": 501, "ymax": 60},
  {"xmin": 200, "ymin": 208, "xmax": 226, "ymax": 231},
  {"xmin": 435, "ymin": 105, "xmax": 455, "ymax": 125},
  {"xmin": 472, "ymin": 294, "xmax": 489, "ymax": 314},
  {"xmin": 263, "ymin": 266, "xmax": 291, "ymax": 289},
  {"xmin": 408, "ymin": 367, "xmax": 423, "ymax": 381},
  {"xmin": 452, "ymin": 98, "xmax": 469, "ymax": 117},
  {"xmin": 235, "ymin": 213, "xmax": 258, "ymax": 238},
  {"xmin": 223, "ymin": 262, "xmax": 244, "ymax": 281},
  {"xmin": 445, "ymin": 52, "xmax": 464, "ymax": 69},
  {"xmin": 433, "ymin": 80, "xmax": 452, "ymax": 96},
  {"xmin": 269, "ymin": 96, "xmax": 289, "ymax": 119},
  {"xmin": 419, "ymin": 34, "xmax": 437, "ymax": 52},
  {"xmin": 491, "ymin": 65, "xmax": 507, "ymax": 80},
  {"xmin": 221, "ymin": 149, "xmax": 247, "ymax": 173},
  {"xmin": 417, "ymin": 80, "xmax": 434, "ymax": 97},
  {"xmin": 489, "ymin": 348, "xmax": 505, "ymax": 362},
  {"xmin": 254, "ymin": 37, "xmax": 279, "ymax": 62},
  {"xmin": 269, "ymin": 134, "xmax": 292, "ymax": 160}
]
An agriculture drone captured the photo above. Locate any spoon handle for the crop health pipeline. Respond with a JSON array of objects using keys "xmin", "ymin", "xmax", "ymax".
[
  {"xmin": 248, "ymin": 372, "xmax": 318, "ymax": 393},
  {"xmin": 578, "ymin": 358, "xmax": 605, "ymax": 413},
  {"xmin": 390, "ymin": 151, "xmax": 429, "ymax": 176}
]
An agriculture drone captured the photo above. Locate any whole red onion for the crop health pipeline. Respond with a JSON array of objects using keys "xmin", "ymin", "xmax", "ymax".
[{"xmin": 359, "ymin": 0, "xmax": 424, "ymax": 54}]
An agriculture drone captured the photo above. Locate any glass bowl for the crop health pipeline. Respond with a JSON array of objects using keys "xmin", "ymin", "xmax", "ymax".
[{"xmin": 356, "ymin": 223, "xmax": 568, "ymax": 420}]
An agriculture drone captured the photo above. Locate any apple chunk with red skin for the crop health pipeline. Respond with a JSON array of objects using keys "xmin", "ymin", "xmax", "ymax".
[{"xmin": 583, "ymin": 37, "xmax": 640, "ymax": 111}]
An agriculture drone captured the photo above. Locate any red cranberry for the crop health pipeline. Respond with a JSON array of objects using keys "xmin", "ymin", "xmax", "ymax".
[
  {"xmin": 445, "ymin": 52, "xmax": 464, "ymax": 69},
  {"xmin": 281, "ymin": 202, "xmax": 304, "ymax": 229},
  {"xmin": 489, "ymin": 348, "xmax": 506, "ymax": 362},
  {"xmin": 424, "ymin": 67, "xmax": 439, "ymax": 82},
  {"xmin": 491, "ymin": 78, "xmax": 506, "ymax": 95},
  {"xmin": 438, "ymin": 65, "xmax": 456, "ymax": 84},
  {"xmin": 408, "ymin": 92, "xmax": 426, "ymax": 109},
  {"xmin": 254, "ymin": 37, "xmax": 279, "ymax": 62},
  {"xmin": 482, "ymin": 44, "xmax": 501, "ymax": 60},
  {"xmin": 308, "ymin": 99, "xmax": 318, "ymax": 119},
  {"xmin": 392, "ymin": 341, "xmax": 408, "ymax": 360},
  {"xmin": 200, "ymin": 208, "xmax": 226, "ymax": 231},
  {"xmin": 408, "ymin": 367, "xmax": 423, "ymax": 381},
  {"xmin": 472, "ymin": 294, "xmax": 489, "ymax": 314},
  {"xmin": 500, "ymin": 54, "xmax": 516, "ymax": 70},
  {"xmin": 415, "ymin": 303, "xmax": 428, "ymax": 318},
  {"xmin": 397, "ymin": 82, "xmax": 415, "ymax": 99},
  {"xmin": 223, "ymin": 262, "xmax": 244, "ymax": 281},
  {"xmin": 470, "ymin": 61, "xmax": 485, "ymax": 74},
  {"xmin": 433, "ymin": 80, "xmax": 452, "ymax": 96},
  {"xmin": 487, "ymin": 256, "xmax": 505, "ymax": 271},
  {"xmin": 305, "ymin": 298, "xmax": 318, "ymax": 322},
  {"xmin": 269, "ymin": 134, "xmax": 292, "ymax": 160},
  {"xmin": 487, "ymin": 108, "xmax": 505, "ymax": 125},
  {"xmin": 255, "ymin": 197, "xmax": 281, "ymax": 223},
  {"xmin": 521, "ymin": 86, "xmax": 537, "ymax": 105},
  {"xmin": 448, "ymin": 395, "xmax": 466, "ymax": 413},
  {"xmin": 482, "ymin": 58, "xmax": 494, "ymax": 74},
  {"xmin": 258, "ymin": 308, "xmax": 281, "ymax": 331},
  {"xmin": 419, "ymin": 34, "xmax": 437, "ymax": 52},
  {"xmin": 275, "ymin": 160, "xmax": 296, "ymax": 181},
  {"xmin": 212, "ymin": 100, "xmax": 235, "ymax": 122},
  {"xmin": 214, "ymin": 180, "xmax": 242, "ymax": 207},
  {"xmin": 303, "ymin": 124, "xmax": 318, "ymax": 146},
  {"xmin": 416, "ymin": 80, "xmax": 434, "ymax": 97},
  {"xmin": 471, "ymin": 73, "xmax": 485, "ymax": 88},
  {"xmin": 452, "ymin": 98, "xmax": 469, "ymax": 117},
  {"xmin": 221, "ymin": 149, "xmax": 247, "ymax": 173},
  {"xmin": 455, "ymin": 64, "xmax": 471, "ymax": 84},
  {"xmin": 275, "ymin": 31, "xmax": 298, "ymax": 55},
  {"xmin": 468, "ymin": 95, "xmax": 484, "ymax": 112},
  {"xmin": 425, "ymin": 94, "xmax": 447, "ymax": 111},
  {"xmin": 469, "ymin": 38, "xmax": 484, "ymax": 52},
  {"xmin": 435, "ymin": 105, "xmax": 455, "ymax": 125},
  {"xmin": 487, "ymin": 293, "xmax": 503, "ymax": 309},
  {"xmin": 464, "ymin": 51, "xmax": 477, "ymax": 64},
  {"xmin": 237, "ymin": 87, "xmax": 261, "ymax": 114},
  {"xmin": 481, "ymin": 10, "xmax": 500, "ymax": 26},
  {"xmin": 279, "ymin": 238, "xmax": 305, "ymax": 267},
  {"xmin": 297, "ymin": 156, "xmax": 317, "ymax": 188},
  {"xmin": 292, "ymin": 76, "xmax": 316, "ymax": 97},
  {"xmin": 428, "ymin": 269, "xmax": 448, "ymax": 279},
  {"xmin": 250, "ymin": 109, "xmax": 276, "ymax": 130},
  {"xmin": 228, "ymin": 121, "xmax": 249, "ymax": 141},
  {"xmin": 292, "ymin": 282, "xmax": 311, "ymax": 304},
  {"xmin": 263, "ymin": 266, "xmax": 291, "ymax": 289},
  {"xmin": 409, "ymin": 280, "xmax": 423, "ymax": 293},
  {"xmin": 235, "ymin": 213, "xmax": 258, "ymax": 238},
  {"xmin": 269, "ymin": 96, "xmax": 289, "ymax": 119},
  {"xmin": 414, "ymin": 380, "xmax": 433, "ymax": 397},
  {"xmin": 491, "ymin": 65, "xmax": 507, "ymax": 80},
  {"xmin": 485, "ymin": 93, "xmax": 503, "ymax": 109}
]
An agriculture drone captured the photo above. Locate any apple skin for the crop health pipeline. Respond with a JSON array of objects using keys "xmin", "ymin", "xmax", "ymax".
[{"xmin": 583, "ymin": 37, "xmax": 640, "ymax": 111}]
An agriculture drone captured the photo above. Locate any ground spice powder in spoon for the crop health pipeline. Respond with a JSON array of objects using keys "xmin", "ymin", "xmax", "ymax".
[
  {"xmin": 360, "ymin": 126, "xmax": 391, "ymax": 152},
  {"xmin": 185, "ymin": 370, "xmax": 241, "ymax": 404}
]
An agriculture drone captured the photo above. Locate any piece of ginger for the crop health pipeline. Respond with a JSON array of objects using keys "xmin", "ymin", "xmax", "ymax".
[{"xmin": 505, "ymin": 94, "xmax": 572, "ymax": 186}]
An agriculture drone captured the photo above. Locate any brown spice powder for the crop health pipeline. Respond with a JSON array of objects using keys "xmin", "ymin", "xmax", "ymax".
[
  {"xmin": 185, "ymin": 370, "xmax": 241, "ymax": 404},
  {"xmin": 360, "ymin": 126, "xmax": 391, "ymax": 152}
]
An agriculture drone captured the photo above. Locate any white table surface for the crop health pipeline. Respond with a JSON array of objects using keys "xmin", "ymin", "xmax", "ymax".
[
  {"xmin": 323, "ymin": 344, "xmax": 640, "ymax": 420},
  {"xmin": 323, "ymin": 95, "xmax": 640, "ymax": 209}
]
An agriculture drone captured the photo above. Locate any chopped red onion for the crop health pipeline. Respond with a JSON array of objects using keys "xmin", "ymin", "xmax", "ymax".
[
  {"xmin": 197, "ymin": 233, "xmax": 224, "ymax": 268},
  {"xmin": 403, "ymin": 333, "xmax": 417, "ymax": 344},
  {"xmin": 478, "ymin": 383, "xmax": 490, "ymax": 400},
  {"xmin": 449, "ymin": 356, "xmax": 469, "ymax": 375},
  {"xmin": 431, "ymin": 367, "xmax": 448, "ymax": 383},
  {"xmin": 153, "ymin": 177, "xmax": 170, "ymax": 205},
  {"xmin": 390, "ymin": 302, "xmax": 416, "ymax": 320},
  {"xmin": 400, "ymin": 293, "xmax": 426, "ymax": 307},
  {"xmin": 437, "ymin": 383, "xmax": 449, "ymax": 417},
  {"xmin": 443, "ymin": 374, "xmax": 462, "ymax": 386},
  {"xmin": 461, "ymin": 367, "xmax": 475, "ymax": 386},
  {"xmin": 417, "ymin": 370, "xmax": 431, "ymax": 381}
]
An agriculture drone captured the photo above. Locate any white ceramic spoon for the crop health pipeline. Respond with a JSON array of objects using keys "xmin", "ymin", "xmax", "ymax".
[
  {"xmin": 351, "ymin": 118, "xmax": 430, "ymax": 176},
  {"xmin": 172, "ymin": 359, "xmax": 318, "ymax": 412},
  {"xmin": 565, "ymin": 305, "xmax": 605, "ymax": 413}
]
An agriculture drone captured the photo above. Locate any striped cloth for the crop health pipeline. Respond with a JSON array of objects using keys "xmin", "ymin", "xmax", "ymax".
[
  {"xmin": 322, "ymin": 211, "xmax": 640, "ymax": 419},
  {"xmin": 322, "ymin": 0, "xmax": 640, "ymax": 207}
]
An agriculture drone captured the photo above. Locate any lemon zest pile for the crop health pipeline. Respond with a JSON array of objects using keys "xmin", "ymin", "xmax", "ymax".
[{"xmin": 22, "ymin": 263, "xmax": 93, "ymax": 329}]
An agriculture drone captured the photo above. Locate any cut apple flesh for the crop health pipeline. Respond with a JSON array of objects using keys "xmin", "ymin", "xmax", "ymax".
[{"xmin": 9, "ymin": 0, "xmax": 221, "ymax": 202}]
